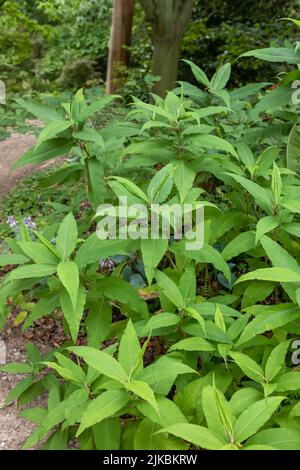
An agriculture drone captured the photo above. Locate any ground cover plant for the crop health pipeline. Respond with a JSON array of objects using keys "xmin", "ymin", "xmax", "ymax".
[{"xmin": 2, "ymin": 18, "xmax": 300, "ymax": 451}]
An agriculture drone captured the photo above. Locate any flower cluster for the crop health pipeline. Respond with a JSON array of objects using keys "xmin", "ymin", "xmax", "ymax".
[{"xmin": 6, "ymin": 216, "xmax": 36, "ymax": 230}]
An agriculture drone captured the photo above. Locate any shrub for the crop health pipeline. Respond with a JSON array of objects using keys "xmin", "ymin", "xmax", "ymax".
[{"xmin": 2, "ymin": 45, "xmax": 300, "ymax": 450}]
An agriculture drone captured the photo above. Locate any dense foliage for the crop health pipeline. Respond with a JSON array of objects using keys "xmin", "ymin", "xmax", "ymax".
[
  {"xmin": 1, "ymin": 0, "xmax": 299, "ymax": 95},
  {"xmin": 2, "ymin": 31, "xmax": 300, "ymax": 450}
]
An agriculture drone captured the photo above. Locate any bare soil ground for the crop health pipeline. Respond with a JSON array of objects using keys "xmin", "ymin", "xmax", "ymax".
[
  {"xmin": 0, "ymin": 127, "xmax": 61, "ymax": 449},
  {"xmin": 0, "ymin": 131, "xmax": 36, "ymax": 198},
  {"xmin": 0, "ymin": 314, "xmax": 66, "ymax": 450}
]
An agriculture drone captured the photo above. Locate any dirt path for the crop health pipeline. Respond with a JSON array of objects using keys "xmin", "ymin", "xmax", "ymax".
[{"xmin": 0, "ymin": 129, "xmax": 38, "ymax": 199}]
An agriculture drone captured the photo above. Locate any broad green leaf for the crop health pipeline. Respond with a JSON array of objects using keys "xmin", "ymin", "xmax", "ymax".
[
  {"xmin": 289, "ymin": 402, "xmax": 300, "ymax": 419},
  {"xmin": 73, "ymin": 128, "xmax": 104, "ymax": 143},
  {"xmin": 5, "ymin": 376, "xmax": 34, "ymax": 405},
  {"xmin": 134, "ymin": 418, "xmax": 167, "ymax": 450},
  {"xmin": 68, "ymin": 346, "xmax": 128, "ymax": 383},
  {"xmin": 43, "ymin": 361, "xmax": 82, "ymax": 383},
  {"xmin": 141, "ymin": 312, "xmax": 180, "ymax": 333},
  {"xmin": 246, "ymin": 428, "xmax": 300, "ymax": 450},
  {"xmin": 147, "ymin": 164, "xmax": 173, "ymax": 203},
  {"xmin": 141, "ymin": 238, "xmax": 168, "ymax": 285},
  {"xmin": 15, "ymin": 99, "xmax": 63, "ymax": 123},
  {"xmin": 237, "ymin": 304, "xmax": 300, "ymax": 346},
  {"xmin": 0, "ymin": 363, "xmax": 33, "ymax": 374},
  {"xmin": 13, "ymin": 139, "xmax": 73, "ymax": 169},
  {"xmin": 214, "ymin": 305, "xmax": 226, "ymax": 333},
  {"xmin": 233, "ymin": 397, "xmax": 284, "ymax": 443},
  {"xmin": 124, "ymin": 380, "xmax": 159, "ymax": 415},
  {"xmin": 230, "ymin": 352, "xmax": 265, "ymax": 383},
  {"xmin": 77, "ymin": 390, "xmax": 128, "ymax": 436},
  {"xmin": 189, "ymin": 106, "xmax": 229, "ymax": 120},
  {"xmin": 202, "ymin": 385, "xmax": 234, "ymax": 443},
  {"xmin": 227, "ymin": 312, "xmax": 251, "ymax": 341},
  {"xmin": 215, "ymin": 90, "xmax": 230, "ymax": 109},
  {"xmin": 157, "ymin": 423, "xmax": 225, "ymax": 450},
  {"xmin": 0, "ymin": 254, "xmax": 29, "ymax": 266},
  {"xmin": 175, "ymin": 368, "xmax": 232, "ymax": 417},
  {"xmin": 229, "ymin": 388, "xmax": 263, "ymax": 417},
  {"xmin": 57, "ymin": 261, "xmax": 79, "ymax": 310},
  {"xmin": 7, "ymin": 264, "xmax": 57, "ymax": 281},
  {"xmin": 236, "ymin": 143, "xmax": 254, "ymax": 171},
  {"xmin": 241, "ymin": 281, "xmax": 275, "ymax": 309},
  {"xmin": 60, "ymin": 284, "xmax": 86, "ymax": 343},
  {"xmin": 184, "ymin": 307, "xmax": 206, "ymax": 332},
  {"xmin": 118, "ymin": 320, "xmax": 141, "ymax": 376},
  {"xmin": 212, "ymin": 210, "xmax": 247, "ymax": 242},
  {"xmin": 86, "ymin": 157, "xmax": 106, "ymax": 209},
  {"xmin": 271, "ymin": 163, "xmax": 282, "ymax": 206},
  {"xmin": 254, "ymin": 85, "xmax": 292, "ymax": 113},
  {"xmin": 137, "ymin": 395, "xmax": 187, "ymax": 427},
  {"xmin": 140, "ymin": 121, "xmax": 172, "ymax": 133},
  {"xmin": 210, "ymin": 63, "xmax": 231, "ymax": 91},
  {"xmin": 22, "ymin": 389, "xmax": 87, "ymax": 450},
  {"xmin": 276, "ymin": 371, "xmax": 300, "ymax": 391},
  {"xmin": 226, "ymin": 173, "xmax": 273, "ymax": 213},
  {"xmin": 282, "ymin": 222, "xmax": 300, "ymax": 237},
  {"xmin": 155, "ymin": 270, "xmax": 185, "ymax": 309},
  {"xmin": 235, "ymin": 267, "xmax": 300, "ymax": 285},
  {"xmin": 109, "ymin": 176, "xmax": 149, "ymax": 203},
  {"xmin": 75, "ymin": 236, "xmax": 136, "ymax": 268},
  {"xmin": 55, "ymin": 352, "xmax": 85, "ymax": 382},
  {"xmin": 179, "ymin": 265, "xmax": 196, "ymax": 306},
  {"xmin": 36, "ymin": 121, "xmax": 72, "ymax": 149},
  {"xmin": 192, "ymin": 134, "xmax": 238, "ymax": 158},
  {"xmin": 260, "ymin": 235, "xmax": 300, "ymax": 301},
  {"xmin": 265, "ymin": 340, "xmax": 291, "ymax": 382},
  {"xmin": 169, "ymin": 337, "xmax": 215, "ymax": 352},
  {"xmin": 86, "ymin": 299, "xmax": 112, "ymax": 348},
  {"xmin": 229, "ymin": 82, "xmax": 271, "ymax": 101},
  {"xmin": 34, "ymin": 231, "xmax": 61, "ymax": 258},
  {"xmin": 20, "ymin": 407, "xmax": 48, "ymax": 425},
  {"xmin": 132, "ymin": 99, "xmax": 175, "ymax": 122},
  {"xmin": 287, "ymin": 121, "xmax": 300, "ymax": 172},
  {"xmin": 186, "ymin": 244, "xmax": 231, "ymax": 281},
  {"xmin": 70, "ymin": 88, "xmax": 87, "ymax": 121},
  {"xmin": 173, "ymin": 161, "xmax": 195, "ymax": 201},
  {"xmin": 98, "ymin": 278, "xmax": 148, "ymax": 319},
  {"xmin": 183, "ymin": 60, "xmax": 211, "ymax": 88},
  {"xmin": 23, "ymin": 294, "xmax": 60, "ymax": 331},
  {"xmin": 184, "ymin": 319, "xmax": 232, "ymax": 344},
  {"xmin": 222, "ymin": 231, "xmax": 255, "ymax": 262},
  {"xmin": 78, "ymin": 95, "xmax": 119, "ymax": 120},
  {"xmin": 136, "ymin": 357, "xmax": 196, "ymax": 394},
  {"xmin": 240, "ymin": 47, "xmax": 300, "ymax": 64},
  {"xmin": 280, "ymin": 200, "xmax": 300, "ymax": 214},
  {"xmin": 18, "ymin": 241, "xmax": 58, "ymax": 265},
  {"xmin": 255, "ymin": 216, "xmax": 279, "ymax": 244},
  {"xmin": 93, "ymin": 418, "xmax": 120, "ymax": 450},
  {"xmin": 56, "ymin": 212, "xmax": 78, "ymax": 260}
]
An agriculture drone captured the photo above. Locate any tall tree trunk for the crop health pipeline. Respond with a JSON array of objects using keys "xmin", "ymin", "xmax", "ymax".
[
  {"xmin": 140, "ymin": 0, "xmax": 193, "ymax": 97},
  {"xmin": 105, "ymin": 0, "xmax": 135, "ymax": 95}
]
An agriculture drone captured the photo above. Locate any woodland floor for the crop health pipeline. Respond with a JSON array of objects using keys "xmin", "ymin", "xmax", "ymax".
[{"xmin": 0, "ymin": 127, "xmax": 61, "ymax": 449}]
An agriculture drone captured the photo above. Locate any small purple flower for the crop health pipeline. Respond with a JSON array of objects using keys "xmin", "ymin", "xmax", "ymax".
[
  {"xmin": 23, "ymin": 217, "xmax": 36, "ymax": 230},
  {"xmin": 6, "ymin": 216, "xmax": 17, "ymax": 228}
]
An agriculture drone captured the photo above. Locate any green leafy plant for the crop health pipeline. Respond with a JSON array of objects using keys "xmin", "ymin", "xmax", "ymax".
[{"xmin": 2, "ymin": 51, "xmax": 300, "ymax": 450}]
